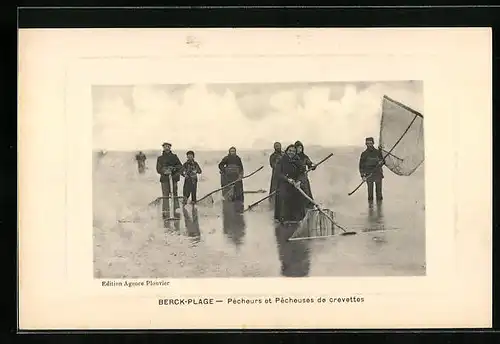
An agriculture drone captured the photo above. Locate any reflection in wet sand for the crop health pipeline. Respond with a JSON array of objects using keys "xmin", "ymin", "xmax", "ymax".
[
  {"xmin": 183, "ymin": 206, "xmax": 201, "ymax": 244},
  {"xmin": 162, "ymin": 197, "xmax": 181, "ymax": 233},
  {"xmin": 94, "ymin": 147, "xmax": 425, "ymax": 278},
  {"xmin": 274, "ymin": 223, "xmax": 311, "ymax": 277},
  {"xmin": 163, "ymin": 217, "xmax": 181, "ymax": 233},
  {"xmin": 364, "ymin": 200, "xmax": 385, "ymax": 233},
  {"xmin": 161, "ymin": 196, "xmax": 181, "ymax": 218},
  {"xmin": 221, "ymin": 200, "xmax": 246, "ymax": 248}
]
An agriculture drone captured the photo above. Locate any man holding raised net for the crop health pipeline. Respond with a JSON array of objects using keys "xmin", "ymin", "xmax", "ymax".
[{"xmin": 359, "ymin": 137, "xmax": 384, "ymax": 202}]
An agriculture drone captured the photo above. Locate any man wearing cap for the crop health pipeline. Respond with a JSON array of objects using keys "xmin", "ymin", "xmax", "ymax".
[
  {"xmin": 156, "ymin": 142, "xmax": 183, "ymax": 212},
  {"xmin": 359, "ymin": 137, "xmax": 384, "ymax": 202}
]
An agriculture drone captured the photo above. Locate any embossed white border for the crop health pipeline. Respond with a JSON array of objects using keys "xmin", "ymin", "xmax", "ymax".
[{"xmin": 19, "ymin": 28, "xmax": 491, "ymax": 329}]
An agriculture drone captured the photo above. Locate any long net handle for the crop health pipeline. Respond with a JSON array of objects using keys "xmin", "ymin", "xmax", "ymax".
[
  {"xmin": 309, "ymin": 153, "xmax": 334, "ymax": 171},
  {"xmin": 347, "ymin": 179, "xmax": 367, "ymax": 197},
  {"xmin": 348, "ymin": 111, "xmax": 419, "ymax": 197},
  {"xmin": 196, "ymin": 166, "xmax": 264, "ymax": 204},
  {"xmin": 168, "ymin": 174, "xmax": 175, "ymax": 218},
  {"xmin": 242, "ymin": 191, "xmax": 276, "ymax": 212}
]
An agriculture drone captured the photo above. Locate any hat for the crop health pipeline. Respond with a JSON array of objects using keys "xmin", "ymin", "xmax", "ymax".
[
  {"xmin": 186, "ymin": 150, "xmax": 195, "ymax": 156},
  {"xmin": 162, "ymin": 142, "xmax": 172, "ymax": 147},
  {"xmin": 365, "ymin": 137, "xmax": 374, "ymax": 143}
]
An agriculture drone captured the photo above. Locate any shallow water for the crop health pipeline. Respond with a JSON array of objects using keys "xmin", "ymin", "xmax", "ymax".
[{"xmin": 93, "ymin": 147, "xmax": 425, "ymax": 278}]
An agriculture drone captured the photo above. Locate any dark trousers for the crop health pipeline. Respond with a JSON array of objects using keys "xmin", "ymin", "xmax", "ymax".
[
  {"xmin": 183, "ymin": 178, "xmax": 198, "ymax": 203},
  {"xmin": 366, "ymin": 179, "xmax": 383, "ymax": 201},
  {"xmin": 161, "ymin": 180, "xmax": 179, "ymax": 213}
]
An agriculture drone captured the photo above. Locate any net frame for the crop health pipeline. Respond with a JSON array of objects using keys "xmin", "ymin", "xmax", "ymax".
[
  {"xmin": 378, "ymin": 95, "xmax": 425, "ymax": 177},
  {"xmin": 348, "ymin": 95, "xmax": 425, "ymax": 197}
]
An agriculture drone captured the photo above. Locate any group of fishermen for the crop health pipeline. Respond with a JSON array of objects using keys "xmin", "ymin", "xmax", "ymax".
[
  {"xmin": 136, "ymin": 137, "xmax": 385, "ymax": 223},
  {"xmin": 151, "ymin": 143, "xmax": 246, "ymax": 207},
  {"xmin": 269, "ymin": 137, "xmax": 384, "ymax": 224}
]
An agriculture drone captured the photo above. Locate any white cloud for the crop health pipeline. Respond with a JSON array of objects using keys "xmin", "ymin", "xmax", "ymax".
[{"xmin": 93, "ymin": 82, "xmax": 423, "ymax": 151}]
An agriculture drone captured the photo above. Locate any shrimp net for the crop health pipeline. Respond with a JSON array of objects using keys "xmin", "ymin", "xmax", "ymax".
[
  {"xmin": 288, "ymin": 208, "xmax": 337, "ymax": 241},
  {"xmin": 379, "ymin": 95, "xmax": 425, "ymax": 176}
]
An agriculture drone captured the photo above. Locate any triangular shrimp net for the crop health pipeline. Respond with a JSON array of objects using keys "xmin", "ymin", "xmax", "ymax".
[
  {"xmin": 289, "ymin": 208, "xmax": 337, "ymax": 241},
  {"xmin": 379, "ymin": 95, "xmax": 425, "ymax": 176}
]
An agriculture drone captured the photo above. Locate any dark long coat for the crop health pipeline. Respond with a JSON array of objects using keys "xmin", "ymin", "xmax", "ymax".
[
  {"xmin": 359, "ymin": 148, "xmax": 384, "ymax": 182},
  {"xmin": 296, "ymin": 151, "xmax": 315, "ymax": 208},
  {"xmin": 269, "ymin": 150, "xmax": 284, "ymax": 199},
  {"xmin": 156, "ymin": 151, "xmax": 183, "ymax": 183},
  {"xmin": 274, "ymin": 154, "xmax": 307, "ymax": 222},
  {"xmin": 218, "ymin": 154, "xmax": 245, "ymax": 202}
]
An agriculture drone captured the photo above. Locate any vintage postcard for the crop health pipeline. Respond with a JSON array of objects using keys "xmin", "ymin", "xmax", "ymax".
[{"xmin": 18, "ymin": 28, "xmax": 492, "ymax": 329}]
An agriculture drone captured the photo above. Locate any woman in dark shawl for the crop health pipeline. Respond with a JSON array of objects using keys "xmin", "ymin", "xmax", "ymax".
[
  {"xmin": 218, "ymin": 146, "xmax": 245, "ymax": 202},
  {"xmin": 268, "ymin": 142, "xmax": 284, "ymax": 204},
  {"xmin": 274, "ymin": 144, "xmax": 307, "ymax": 223},
  {"xmin": 294, "ymin": 141, "xmax": 316, "ymax": 209}
]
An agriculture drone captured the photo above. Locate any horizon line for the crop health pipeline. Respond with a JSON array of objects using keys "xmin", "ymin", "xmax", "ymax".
[{"xmin": 94, "ymin": 144, "xmax": 365, "ymax": 152}]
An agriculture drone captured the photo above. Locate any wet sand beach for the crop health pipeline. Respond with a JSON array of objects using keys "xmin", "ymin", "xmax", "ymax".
[{"xmin": 93, "ymin": 147, "xmax": 425, "ymax": 278}]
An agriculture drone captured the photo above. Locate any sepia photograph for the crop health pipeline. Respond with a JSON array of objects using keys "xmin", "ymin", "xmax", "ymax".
[{"xmin": 92, "ymin": 80, "xmax": 425, "ymax": 279}]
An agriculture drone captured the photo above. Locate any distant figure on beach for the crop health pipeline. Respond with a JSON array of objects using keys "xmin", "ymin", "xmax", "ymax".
[
  {"xmin": 181, "ymin": 150, "xmax": 202, "ymax": 205},
  {"xmin": 269, "ymin": 142, "xmax": 284, "ymax": 204},
  {"xmin": 274, "ymin": 144, "xmax": 307, "ymax": 224},
  {"xmin": 359, "ymin": 137, "xmax": 384, "ymax": 202},
  {"xmin": 94, "ymin": 149, "xmax": 107, "ymax": 167},
  {"xmin": 294, "ymin": 141, "xmax": 316, "ymax": 209},
  {"xmin": 156, "ymin": 142, "xmax": 183, "ymax": 215},
  {"xmin": 135, "ymin": 151, "xmax": 147, "ymax": 174},
  {"xmin": 218, "ymin": 146, "xmax": 245, "ymax": 202}
]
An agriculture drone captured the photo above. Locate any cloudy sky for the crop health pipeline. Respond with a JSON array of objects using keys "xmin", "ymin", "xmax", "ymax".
[{"xmin": 92, "ymin": 80, "xmax": 423, "ymax": 151}]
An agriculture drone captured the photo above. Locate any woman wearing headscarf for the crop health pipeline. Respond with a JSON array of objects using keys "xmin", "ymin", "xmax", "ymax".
[
  {"xmin": 294, "ymin": 141, "xmax": 316, "ymax": 209},
  {"xmin": 274, "ymin": 144, "xmax": 307, "ymax": 223},
  {"xmin": 218, "ymin": 146, "xmax": 245, "ymax": 202},
  {"xmin": 268, "ymin": 142, "xmax": 284, "ymax": 204}
]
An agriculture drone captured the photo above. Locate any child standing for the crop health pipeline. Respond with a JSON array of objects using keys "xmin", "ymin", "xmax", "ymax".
[{"xmin": 181, "ymin": 151, "xmax": 202, "ymax": 205}]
